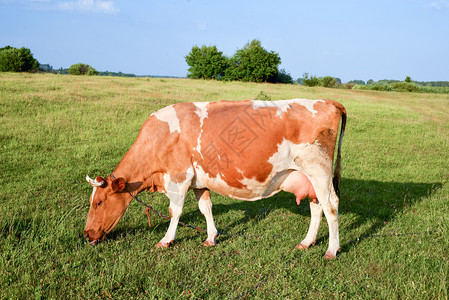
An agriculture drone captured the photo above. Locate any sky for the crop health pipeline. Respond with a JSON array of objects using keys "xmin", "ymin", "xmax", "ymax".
[{"xmin": 1, "ymin": 0, "xmax": 448, "ymax": 82}]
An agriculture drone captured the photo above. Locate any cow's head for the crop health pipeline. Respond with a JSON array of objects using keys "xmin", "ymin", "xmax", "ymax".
[{"xmin": 84, "ymin": 175, "xmax": 130, "ymax": 245}]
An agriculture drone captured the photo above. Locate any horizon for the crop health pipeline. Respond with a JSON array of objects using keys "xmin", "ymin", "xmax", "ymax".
[{"xmin": 1, "ymin": 0, "xmax": 448, "ymax": 83}]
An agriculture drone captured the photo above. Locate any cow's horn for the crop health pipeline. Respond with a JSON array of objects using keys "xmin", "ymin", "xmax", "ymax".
[{"xmin": 86, "ymin": 175, "xmax": 105, "ymax": 187}]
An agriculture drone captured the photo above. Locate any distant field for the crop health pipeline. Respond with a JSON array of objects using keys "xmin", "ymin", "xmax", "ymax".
[{"xmin": 1, "ymin": 73, "xmax": 448, "ymax": 299}]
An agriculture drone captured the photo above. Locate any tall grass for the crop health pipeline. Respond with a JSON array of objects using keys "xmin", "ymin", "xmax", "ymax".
[{"xmin": 1, "ymin": 73, "xmax": 448, "ymax": 298}]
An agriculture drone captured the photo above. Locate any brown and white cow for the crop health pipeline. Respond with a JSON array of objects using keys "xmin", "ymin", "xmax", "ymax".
[{"xmin": 84, "ymin": 99, "xmax": 346, "ymax": 259}]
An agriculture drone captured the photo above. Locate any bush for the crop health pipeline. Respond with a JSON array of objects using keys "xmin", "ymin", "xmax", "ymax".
[
  {"xmin": 353, "ymin": 83, "xmax": 394, "ymax": 92},
  {"xmin": 303, "ymin": 73, "xmax": 321, "ymax": 87},
  {"xmin": 302, "ymin": 74, "xmax": 339, "ymax": 88},
  {"xmin": 341, "ymin": 83, "xmax": 355, "ymax": 89},
  {"xmin": 321, "ymin": 76, "xmax": 337, "ymax": 88},
  {"xmin": 391, "ymin": 82, "xmax": 420, "ymax": 92},
  {"xmin": 68, "ymin": 63, "xmax": 98, "ymax": 76},
  {"xmin": 255, "ymin": 91, "xmax": 272, "ymax": 101},
  {"xmin": 348, "ymin": 80, "xmax": 366, "ymax": 85},
  {"xmin": 0, "ymin": 46, "xmax": 39, "ymax": 72}
]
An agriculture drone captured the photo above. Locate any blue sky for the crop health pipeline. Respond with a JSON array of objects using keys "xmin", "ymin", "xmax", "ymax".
[{"xmin": 1, "ymin": 0, "xmax": 448, "ymax": 82}]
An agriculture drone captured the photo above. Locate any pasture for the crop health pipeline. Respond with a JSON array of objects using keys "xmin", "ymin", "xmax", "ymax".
[{"xmin": 1, "ymin": 73, "xmax": 448, "ymax": 299}]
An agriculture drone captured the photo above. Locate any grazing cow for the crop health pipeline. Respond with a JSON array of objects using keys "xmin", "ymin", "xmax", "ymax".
[{"xmin": 84, "ymin": 99, "xmax": 346, "ymax": 259}]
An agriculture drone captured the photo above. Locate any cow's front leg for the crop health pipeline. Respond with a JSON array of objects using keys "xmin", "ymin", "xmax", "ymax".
[
  {"xmin": 194, "ymin": 188, "xmax": 218, "ymax": 246},
  {"xmin": 155, "ymin": 190, "xmax": 186, "ymax": 248}
]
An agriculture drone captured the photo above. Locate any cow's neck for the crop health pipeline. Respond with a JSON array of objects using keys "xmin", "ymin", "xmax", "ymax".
[{"xmin": 111, "ymin": 144, "xmax": 154, "ymax": 195}]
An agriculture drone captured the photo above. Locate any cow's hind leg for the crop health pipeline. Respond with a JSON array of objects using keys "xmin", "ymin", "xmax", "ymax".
[
  {"xmin": 295, "ymin": 153, "xmax": 340, "ymax": 259},
  {"xmin": 194, "ymin": 188, "xmax": 218, "ymax": 246},
  {"xmin": 309, "ymin": 177, "xmax": 340, "ymax": 259},
  {"xmin": 297, "ymin": 200, "xmax": 323, "ymax": 250}
]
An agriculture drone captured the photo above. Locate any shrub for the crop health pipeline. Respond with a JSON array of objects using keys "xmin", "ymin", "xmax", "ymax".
[
  {"xmin": 68, "ymin": 63, "xmax": 98, "ymax": 76},
  {"xmin": 341, "ymin": 83, "xmax": 355, "ymax": 89},
  {"xmin": 303, "ymin": 73, "xmax": 321, "ymax": 87},
  {"xmin": 391, "ymin": 82, "xmax": 420, "ymax": 92},
  {"xmin": 321, "ymin": 76, "xmax": 338, "ymax": 88},
  {"xmin": 353, "ymin": 83, "xmax": 394, "ymax": 92},
  {"xmin": 255, "ymin": 91, "xmax": 272, "ymax": 101}
]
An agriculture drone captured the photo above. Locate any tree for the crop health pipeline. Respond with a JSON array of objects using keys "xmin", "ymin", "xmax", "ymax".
[
  {"xmin": 321, "ymin": 76, "xmax": 338, "ymax": 88},
  {"xmin": 404, "ymin": 76, "xmax": 412, "ymax": 83},
  {"xmin": 185, "ymin": 45, "xmax": 228, "ymax": 79},
  {"xmin": 348, "ymin": 79, "xmax": 366, "ymax": 85},
  {"xmin": 0, "ymin": 46, "xmax": 39, "ymax": 72},
  {"xmin": 86, "ymin": 67, "xmax": 99, "ymax": 76},
  {"xmin": 367, "ymin": 79, "xmax": 374, "ymax": 85},
  {"xmin": 68, "ymin": 63, "xmax": 98, "ymax": 76},
  {"xmin": 225, "ymin": 39, "xmax": 281, "ymax": 82},
  {"xmin": 275, "ymin": 69, "xmax": 293, "ymax": 84}
]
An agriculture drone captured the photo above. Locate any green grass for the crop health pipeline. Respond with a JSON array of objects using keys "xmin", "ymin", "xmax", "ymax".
[{"xmin": 1, "ymin": 73, "xmax": 448, "ymax": 299}]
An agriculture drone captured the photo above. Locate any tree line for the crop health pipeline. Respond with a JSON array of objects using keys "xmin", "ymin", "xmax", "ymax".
[{"xmin": 1, "ymin": 44, "xmax": 448, "ymax": 93}]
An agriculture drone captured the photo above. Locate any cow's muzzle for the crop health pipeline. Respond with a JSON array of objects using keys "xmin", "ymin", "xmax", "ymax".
[{"xmin": 84, "ymin": 229, "xmax": 104, "ymax": 245}]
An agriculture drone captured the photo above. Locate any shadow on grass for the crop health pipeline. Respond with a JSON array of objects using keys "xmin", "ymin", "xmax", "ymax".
[
  {"xmin": 183, "ymin": 178, "xmax": 441, "ymax": 249},
  {"xmin": 96, "ymin": 178, "xmax": 441, "ymax": 250}
]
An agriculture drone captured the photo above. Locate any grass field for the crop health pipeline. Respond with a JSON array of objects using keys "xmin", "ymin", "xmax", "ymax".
[{"xmin": 1, "ymin": 73, "xmax": 448, "ymax": 299}]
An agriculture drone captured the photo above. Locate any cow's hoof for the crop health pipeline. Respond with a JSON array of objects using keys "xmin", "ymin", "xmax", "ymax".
[
  {"xmin": 297, "ymin": 243, "xmax": 309, "ymax": 250},
  {"xmin": 155, "ymin": 240, "xmax": 174, "ymax": 248},
  {"xmin": 297, "ymin": 241, "xmax": 315, "ymax": 250},
  {"xmin": 324, "ymin": 251, "xmax": 336, "ymax": 259},
  {"xmin": 202, "ymin": 235, "xmax": 218, "ymax": 247},
  {"xmin": 202, "ymin": 240, "xmax": 216, "ymax": 247},
  {"xmin": 324, "ymin": 248, "xmax": 341, "ymax": 259}
]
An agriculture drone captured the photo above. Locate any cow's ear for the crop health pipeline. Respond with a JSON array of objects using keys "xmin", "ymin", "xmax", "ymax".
[{"xmin": 111, "ymin": 178, "xmax": 126, "ymax": 192}]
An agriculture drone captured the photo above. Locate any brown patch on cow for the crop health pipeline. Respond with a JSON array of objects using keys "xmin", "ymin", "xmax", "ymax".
[
  {"xmin": 328, "ymin": 205, "xmax": 337, "ymax": 216},
  {"xmin": 147, "ymin": 172, "xmax": 166, "ymax": 193}
]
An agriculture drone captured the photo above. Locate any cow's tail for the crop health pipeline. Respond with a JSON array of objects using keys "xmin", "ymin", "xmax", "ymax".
[{"xmin": 332, "ymin": 108, "xmax": 346, "ymax": 197}]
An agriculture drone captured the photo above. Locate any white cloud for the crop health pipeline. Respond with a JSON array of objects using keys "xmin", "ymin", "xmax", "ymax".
[
  {"xmin": 57, "ymin": 0, "xmax": 119, "ymax": 14},
  {"xmin": 428, "ymin": 0, "xmax": 449, "ymax": 10}
]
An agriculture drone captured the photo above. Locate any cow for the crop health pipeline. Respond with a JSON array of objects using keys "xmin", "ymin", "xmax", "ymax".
[{"xmin": 84, "ymin": 98, "xmax": 346, "ymax": 259}]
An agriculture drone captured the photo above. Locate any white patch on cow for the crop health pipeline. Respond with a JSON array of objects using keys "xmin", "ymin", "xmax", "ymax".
[
  {"xmin": 153, "ymin": 105, "xmax": 181, "ymax": 133},
  {"xmin": 252, "ymin": 99, "xmax": 324, "ymax": 117},
  {"xmin": 89, "ymin": 187, "xmax": 97, "ymax": 208},
  {"xmin": 193, "ymin": 102, "xmax": 209, "ymax": 156},
  {"xmin": 291, "ymin": 98, "xmax": 324, "ymax": 117},
  {"xmin": 267, "ymin": 138, "xmax": 299, "ymax": 171},
  {"xmin": 252, "ymin": 100, "xmax": 292, "ymax": 117},
  {"xmin": 194, "ymin": 102, "xmax": 209, "ymax": 124},
  {"xmin": 162, "ymin": 167, "xmax": 195, "ymax": 197}
]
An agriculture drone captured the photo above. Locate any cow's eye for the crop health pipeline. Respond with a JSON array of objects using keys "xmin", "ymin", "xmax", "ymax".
[{"xmin": 97, "ymin": 201, "xmax": 103, "ymax": 207}]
